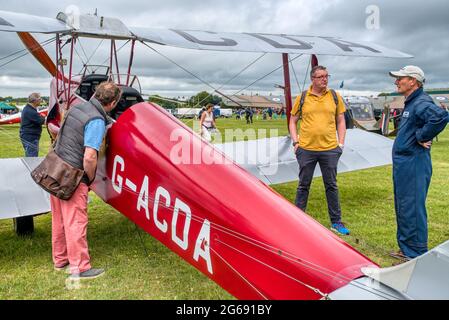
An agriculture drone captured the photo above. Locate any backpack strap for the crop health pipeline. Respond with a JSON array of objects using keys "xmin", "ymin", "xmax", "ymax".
[
  {"xmin": 297, "ymin": 89, "xmax": 340, "ymax": 119},
  {"xmin": 330, "ymin": 89, "xmax": 339, "ymax": 109},
  {"xmin": 297, "ymin": 90, "xmax": 308, "ymax": 119}
]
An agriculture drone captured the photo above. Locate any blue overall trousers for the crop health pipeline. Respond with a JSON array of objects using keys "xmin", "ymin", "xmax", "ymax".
[{"xmin": 392, "ymin": 88, "xmax": 448, "ymax": 258}]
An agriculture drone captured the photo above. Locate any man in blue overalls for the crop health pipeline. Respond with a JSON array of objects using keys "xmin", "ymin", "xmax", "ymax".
[{"xmin": 389, "ymin": 66, "xmax": 449, "ymax": 260}]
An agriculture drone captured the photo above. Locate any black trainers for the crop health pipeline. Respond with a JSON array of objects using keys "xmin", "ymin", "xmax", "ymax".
[{"xmin": 70, "ymin": 268, "xmax": 105, "ymax": 280}]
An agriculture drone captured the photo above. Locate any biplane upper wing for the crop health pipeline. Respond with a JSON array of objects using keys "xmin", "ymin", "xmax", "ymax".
[
  {"xmin": 130, "ymin": 27, "xmax": 413, "ymax": 58},
  {"xmin": 1, "ymin": 9, "xmax": 412, "ymax": 57},
  {"xmin": 0, "ymin": 10, "xmax": 70, "ymax": 34}
]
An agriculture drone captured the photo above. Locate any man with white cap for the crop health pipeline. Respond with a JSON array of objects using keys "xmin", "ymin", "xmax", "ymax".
[{"xmin": 389, "ymin": 65, "xmax": 449, "ymax": 261}]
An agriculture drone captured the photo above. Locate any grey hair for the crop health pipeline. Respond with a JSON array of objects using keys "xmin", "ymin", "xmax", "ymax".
[
  {"xmin": 406, "ymin": 76, "xmax": 424, "ymax": 88},
  {"xmin": 310, "ymin": 65, "xmax": 327, "ymax": 79},
  {"xmin": 28, "ymin": 93, "xmax": 41, "ymax": 104}
]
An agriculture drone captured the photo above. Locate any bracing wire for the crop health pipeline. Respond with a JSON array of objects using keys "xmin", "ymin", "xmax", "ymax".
[
  {"xmin": 301, "ymin": 55, "xmax": 312, "ymax": 92},
  {"xmin": 92, "ymin": 40, "xmax": 131, "ymax": 74},
  {"xmin": 0, "ymin": 37, "xmax": 56, "ymax": 61},
  {"xmin": 0, "ymin": 36, "xmax": 400, "ymax": 299},
  {"xmin": 111, "ymin": 180, "xmax": 400, "ymax": 300},
  {"xmin": 140, "ymin": 41, "xmax": 305, "ymax": 126},
  {"xmin": 0, "ymin": 37, "xmax": 56, "ymax": 69},
  {"xmin": 232, "ymin": 54, "xmax": 303, "ymax": 96},
  {"xmin": 289, "ymin": 59, "xmax": 301, "ymax": 94}
]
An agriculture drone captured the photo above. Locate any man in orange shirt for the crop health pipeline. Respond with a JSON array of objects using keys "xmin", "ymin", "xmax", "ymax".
[{"xmin": 289, "ymin": 65, "xmax": 349, "ymax": 235}]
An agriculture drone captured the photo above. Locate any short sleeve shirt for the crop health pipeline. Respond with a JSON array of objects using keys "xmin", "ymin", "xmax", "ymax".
[
  {"xmin": 291, "ymin": 87, "xmax": 346, "ymax": 151},
  {"xmin": 84, "ymin": 119, "xmax": 106, "ymax": 151}
]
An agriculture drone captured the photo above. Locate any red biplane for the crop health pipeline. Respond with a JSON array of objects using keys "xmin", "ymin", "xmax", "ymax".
[{"xmin": 1, "ymin": 9, "xmax": 448, "ymax": 300}]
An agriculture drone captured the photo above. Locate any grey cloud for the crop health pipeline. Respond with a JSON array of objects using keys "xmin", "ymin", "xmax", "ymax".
[{"xmin": 1, "ymin": 0, "xmax": 448, "ymax": 98}]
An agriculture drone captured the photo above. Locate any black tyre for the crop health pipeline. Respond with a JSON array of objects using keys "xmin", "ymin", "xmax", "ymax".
[{"xmin": 13, "ymin": 216, "xmax": 34, "ymax": 236}]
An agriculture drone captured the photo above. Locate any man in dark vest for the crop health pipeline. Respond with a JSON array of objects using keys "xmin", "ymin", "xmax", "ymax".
[
  {"xmin": 19, "ymin": 93, "xmax": 45, "ymax": 157},
  {"xmin": 51, "ymin": 82, "xmax": 121, "ymax": 280}
]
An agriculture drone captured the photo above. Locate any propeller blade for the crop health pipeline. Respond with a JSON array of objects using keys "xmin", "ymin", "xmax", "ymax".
[{"xmin": 17, "ymin": 32, "xmax": 58, "ymax": 77}]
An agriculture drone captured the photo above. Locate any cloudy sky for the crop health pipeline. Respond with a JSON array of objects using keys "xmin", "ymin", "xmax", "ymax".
[{"xmin": 0, "ymin": 0, "xmax": 448, "ymax": 98}]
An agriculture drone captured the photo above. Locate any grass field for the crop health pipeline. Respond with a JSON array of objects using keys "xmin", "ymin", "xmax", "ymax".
[{"xmin": 0, "ymin": 117, "xmax": 448, "ymax": 299}]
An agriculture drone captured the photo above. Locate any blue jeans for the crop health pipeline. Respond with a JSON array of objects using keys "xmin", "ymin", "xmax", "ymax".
[{"xmin": 21, "ymin": 135, "xmax": 40, "ymax": 157}]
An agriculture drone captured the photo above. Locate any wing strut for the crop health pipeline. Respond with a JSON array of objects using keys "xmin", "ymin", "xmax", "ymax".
[
  {"xmin": 284, "ymin": 54, "xmax": 319, "ymax": 131},
  {"xmin": 282, "ymin": 53, "xmax": 293, "ymax": 132},
  {"xmin": 311, "ymin": 54, "xmax": 319, "ymax": 68}
]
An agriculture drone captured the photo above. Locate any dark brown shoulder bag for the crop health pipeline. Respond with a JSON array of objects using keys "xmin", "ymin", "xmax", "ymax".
[{"xmin": 30, "ymin": 112, "xmax": 84, "ymax": 200}]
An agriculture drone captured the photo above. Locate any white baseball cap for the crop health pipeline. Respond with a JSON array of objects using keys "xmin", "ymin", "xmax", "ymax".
[{"xmin": 389, "ymin": 65, "xmax": 425, "ymax": 83}]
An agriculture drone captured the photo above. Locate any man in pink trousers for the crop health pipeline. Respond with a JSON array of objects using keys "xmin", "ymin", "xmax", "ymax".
[{"xmin": 51, "ymin": 82, "xmax": 121, "ymax": 280}]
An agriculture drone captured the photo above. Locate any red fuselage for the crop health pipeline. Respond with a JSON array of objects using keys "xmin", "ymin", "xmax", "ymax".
[{"xmin": 91, "ymin": 102, "xmax": 378, "ymax": 299}]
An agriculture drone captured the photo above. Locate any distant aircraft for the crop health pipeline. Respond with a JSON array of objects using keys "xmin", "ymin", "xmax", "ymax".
[
  {"xmin": 344, "ymin": 96, "xmax": 380, "ymax": 133},
  {"xmin": 0, "ymin": 105, "xmax": 48, "ymax": 125},
  {"xmin": 1, "ymin": 9, "xmax": 448, "ymax": 299}
]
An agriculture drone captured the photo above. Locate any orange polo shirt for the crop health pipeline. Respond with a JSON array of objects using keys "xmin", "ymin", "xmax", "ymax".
[{"xmin": 291, "ymin": 87, "xmax": 346, "ymax": 151}]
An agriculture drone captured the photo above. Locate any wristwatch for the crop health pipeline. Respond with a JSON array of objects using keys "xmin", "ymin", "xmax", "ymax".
[
  {"xmin": 292, "ymin": 141, "xmax": 299, "ymax": 147},
  {"xmin": 338, "ymin": 143, "xmax": 344, "ymax": 149}
]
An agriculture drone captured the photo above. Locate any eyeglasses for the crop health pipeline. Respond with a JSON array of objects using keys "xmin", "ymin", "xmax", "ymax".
[{"xmin": 313, "ymin": 75, "xmax": 330, "ymax": 80}]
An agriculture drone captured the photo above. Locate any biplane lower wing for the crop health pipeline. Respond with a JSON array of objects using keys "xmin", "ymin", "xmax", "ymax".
[
  {"xmin": 0, "ymin": 128, "xmax": 392, "ymax": 219},
  {"xmin": 215, "ymin": 128, "xmax": 393, "ymax": 185},
  {"xmin": 0, "ymin": 157, "xmax": 50, "ymax": 219},
  {"xmin": 330, "ymin": 240, "xmax": 449, "ymax": 299}
]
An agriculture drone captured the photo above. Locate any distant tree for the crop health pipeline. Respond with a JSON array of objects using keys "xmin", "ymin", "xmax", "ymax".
[
  {"xmin": 148, "ymin": 95, "xmax": 179, "ymax": 109},
  {"xmin": 211, "ymin": 95, "xmax": 222, "ymax": 105},
  {"xmin": 0, "ymin": 96, "xmax": 14, "ymax": 102},
  {"xmin": 189, "ymin": 91, "xmax": 222, "ymax": 107}
]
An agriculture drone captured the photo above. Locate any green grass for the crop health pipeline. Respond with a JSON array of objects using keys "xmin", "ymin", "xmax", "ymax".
[
  {"xmin": 182, "ymin": 116, "xmax": 289, "ymax": 142},
  {"xmin": 1, "ymin": 119, "xmax": 448, "ymax": 299}
]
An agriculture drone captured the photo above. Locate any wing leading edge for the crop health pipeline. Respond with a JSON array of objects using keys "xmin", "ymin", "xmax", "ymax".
[
  {"xmin": 131, "ymin": 27, "xmax": 413, "ymax": 58},
  {"xmin": 0, "ymin": 10, "xmax": 70, "ymax": 34}
]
